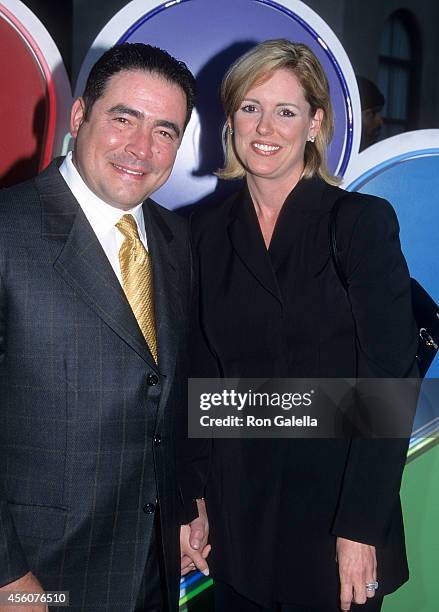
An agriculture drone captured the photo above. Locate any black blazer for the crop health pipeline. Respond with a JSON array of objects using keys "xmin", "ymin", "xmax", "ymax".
[
  {"xmin": 0, "ymin": 161, "xmax": 192, "ymax": 611},
  {"xmin": 190, "ymin": 176, "xmax": 418, "ymax": 607}
]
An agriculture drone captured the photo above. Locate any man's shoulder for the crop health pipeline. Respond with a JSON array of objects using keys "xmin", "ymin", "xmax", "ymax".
[
  {"xmin": 0, "ymin": 160, "xmax": 64, "ymax": 213},
  {"xmin": 0, "ymin": 174, "xmax": 39, "ymax": 202},
  {"xmin": 0, "ymin": 162, "xmax": 69, "ymax": 244},
  {"xmin": 146, "ymin": 198, "xmax": 189, "ymax": 250},
  {"xmin": 0, "ymin": 176, "xmax": 41, "ymax": 227},
  {"xmin": 147, "ymin": 198, "xmax": 187, "ymax": 230}
]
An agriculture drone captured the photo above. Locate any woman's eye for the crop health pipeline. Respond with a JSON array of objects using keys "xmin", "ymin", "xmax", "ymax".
[
  {"xmin": 279, "ymin": 108, "xmax": 295, "ymax": 117},
  {"xmin": 241, "ymin": 104, "xmax": 257, "ymax": 113}
]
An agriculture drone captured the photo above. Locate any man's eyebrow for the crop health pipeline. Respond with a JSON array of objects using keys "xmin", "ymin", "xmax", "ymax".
[
  {"xmin": 107, "ymin": 106, "xmax": 180, "ymax": 138},
  {"xmin": 108, "ymin": 104, "xmax": 144, "ymax": 119},
  {"xmin": 154, "ymin": 120, "xmax": 180, "ymax": 139}
]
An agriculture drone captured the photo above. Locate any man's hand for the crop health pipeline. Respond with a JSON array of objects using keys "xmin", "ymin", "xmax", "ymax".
[
  {"xmin": 0, "ymin": 572, "xmax": 47, "ymax": 612},
  {"xmin": 336, "ymin": 537, "xmax": 377, "ymax": 611},
  {"xmin": 180, "ymin": 499, "xmax": 211, "ymax": 576}
]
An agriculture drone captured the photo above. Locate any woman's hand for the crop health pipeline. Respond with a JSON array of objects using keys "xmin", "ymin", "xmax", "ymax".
[
  {"xmin": 336, "ymin": 536, "xmax": 377, "ymax": 611},
  {"xmin": 180, "ymin": 499, "xmax": 211, "ymax": 576}
]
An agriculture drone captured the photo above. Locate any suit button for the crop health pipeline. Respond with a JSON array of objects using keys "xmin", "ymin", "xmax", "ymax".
[
  {"xmin": 147, "ymin": 373, "xmax": 159, "ymax": 386},
  {"xmin": 143, "ymin": 503, "xmax": 156, "ymax": 514},
  {"xmin": 153, "ymin": 434, "xmax": 162, "ymax": 447}
]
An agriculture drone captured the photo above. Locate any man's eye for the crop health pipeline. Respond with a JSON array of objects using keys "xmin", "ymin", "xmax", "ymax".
[
  {"xmin": 241, "ymin": 105, "xmax": 257, "ymax": 113},
  {"xmin": 159, "ymin": 130, "xmax": 173, "ymax": 140},
  {"xmin": 114, "ymin": 117, "xmax": 129, "ymax": 124}
]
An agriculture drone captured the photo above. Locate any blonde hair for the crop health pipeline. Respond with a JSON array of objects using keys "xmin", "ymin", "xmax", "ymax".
[{"xmin": 217, "ymin": 39, "xmax": 339, "ymax": 185}]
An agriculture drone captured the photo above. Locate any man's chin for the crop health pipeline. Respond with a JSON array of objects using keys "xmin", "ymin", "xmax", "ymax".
[{"xmin": 101, "ymin": 187, "xmax": 150, "ymax": 210}]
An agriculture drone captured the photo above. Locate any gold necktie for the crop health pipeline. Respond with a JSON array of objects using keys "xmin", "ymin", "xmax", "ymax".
[{"xmin": 116, "ymin": 214, "xmax": 158, "ymax": 363}]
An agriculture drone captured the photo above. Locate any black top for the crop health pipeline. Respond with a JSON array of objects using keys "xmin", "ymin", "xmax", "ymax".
[{"xmin": 189, "ymin": 176, "xmax": 418, "ymax": 607}]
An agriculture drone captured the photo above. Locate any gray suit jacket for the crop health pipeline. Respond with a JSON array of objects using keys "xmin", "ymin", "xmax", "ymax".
[{"xmin": 0, "ymin": 160, "xmax": 192, "ymax": 610}]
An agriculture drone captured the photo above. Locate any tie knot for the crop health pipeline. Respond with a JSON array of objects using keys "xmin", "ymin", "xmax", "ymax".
[{"xmin": 116, "ymin": 214, "xmax": 140, "ymax": 242}]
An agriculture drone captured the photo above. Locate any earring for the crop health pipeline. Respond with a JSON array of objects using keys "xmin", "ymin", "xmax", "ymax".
[
  {"xmin": 307, "ymin": 135, "xmax": 315, "ymax": 143},
  {"xmin": 229, "ymin": 127, "xmax": 234, "ymax": 135}
]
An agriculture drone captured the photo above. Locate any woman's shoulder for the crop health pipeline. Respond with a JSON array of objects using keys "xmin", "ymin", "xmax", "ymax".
[
  {"xmin": 326, "ymin": 183, "xmax": 399, "ymax": 233},
  {"xmin": 190, "ymin": 188, "xmax": 244, "ymax": 238},
  {"xmin": 324, "ymin": 184, "xmax": 401, "ymax": 264}
]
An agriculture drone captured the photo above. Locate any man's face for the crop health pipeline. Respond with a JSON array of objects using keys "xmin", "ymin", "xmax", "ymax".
[
  {"xmin": 70, "ymin": 69, "xmax": 187, "ymax": 210},
  {"xmin": 361, "ymin": 106, "xmax": 383, "ymax": 148}
]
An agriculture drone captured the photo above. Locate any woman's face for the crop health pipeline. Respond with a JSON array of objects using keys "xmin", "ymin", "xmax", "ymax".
[{"xmin": 231, "ymin": 68, "xmax": 323, "ymax": 183}]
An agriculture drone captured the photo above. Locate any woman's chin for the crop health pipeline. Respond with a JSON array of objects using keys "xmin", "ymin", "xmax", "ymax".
[{"xmin": 245, "ymin": 163, "xmax": 281, "ymax": 180}]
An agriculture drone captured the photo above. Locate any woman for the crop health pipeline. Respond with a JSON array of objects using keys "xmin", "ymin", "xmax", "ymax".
[{"xmin": 190, "ymin": 39, "xmax": 418, "ymax": 612}]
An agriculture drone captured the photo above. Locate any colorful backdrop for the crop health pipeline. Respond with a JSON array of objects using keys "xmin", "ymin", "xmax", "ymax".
[{"xmin": 0, "ymin": 1, "xmax": 437, "ymax": 610}]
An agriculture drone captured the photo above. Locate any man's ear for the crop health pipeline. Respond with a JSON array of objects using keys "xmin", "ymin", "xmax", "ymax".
[{"xmin": 70, "ymin": 97, "xmax": 86, "ymax": 138}]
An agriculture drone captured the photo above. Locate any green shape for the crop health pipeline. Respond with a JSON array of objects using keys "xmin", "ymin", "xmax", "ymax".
[
  {"xmin": 179, "ymin": 445, "xmax": 439, "ymax": 610},
  {"xmin": 180, "ymin": 577, "xmax": 213, "ymax": 606},
  {"xmin": 383, "ymin": 442, "xmax": 439, "ymax": 611}
]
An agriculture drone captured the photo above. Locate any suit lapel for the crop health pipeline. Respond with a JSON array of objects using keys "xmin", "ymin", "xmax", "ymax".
[
  {"xmin": 227, "ymin": 178, "xmax": 341, "ymax": 301},
  {"xmin": 144, "ymin": 201, "xmax": 180, "ymax": 372},
  {"xmin": 143, "ymin": 201, "xmax": 181, "ymax": 422},
  {"xmin": 267, "ymin": 176, "xmax": 339, "ymax": 274},
  {"xmin": 36, "ymin": 161, "xmax": 156, "ymax": 368},
  {"xmin": 228, "ymin": 188, "xmax": 283, "ymax": 306}
]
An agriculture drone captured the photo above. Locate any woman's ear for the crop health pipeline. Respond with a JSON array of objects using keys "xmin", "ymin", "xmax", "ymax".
[{"xmin": 309, "ymin": 108, "xmax": 324, "ymax": 139}]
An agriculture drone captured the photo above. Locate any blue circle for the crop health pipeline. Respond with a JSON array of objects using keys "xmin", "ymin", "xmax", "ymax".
[{"xmin": 117, "ymin": 0, "xmax": 356, "ymax": 208}]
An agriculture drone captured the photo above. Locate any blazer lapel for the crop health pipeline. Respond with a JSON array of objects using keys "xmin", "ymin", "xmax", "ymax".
[
  {"xmin": 36, "ymin": 161, "xmax": 156, "ymax": 368},
  {"xmin": 228, "ymin": 188, "xmax": 283, "ymax": 306},
  {"xmin": 143, "ymin": 201, "xmax": 181, "ymax": 422},
  {"xmin": 268, "ymin": 176, "xmax": 338, "ymax": 275}
]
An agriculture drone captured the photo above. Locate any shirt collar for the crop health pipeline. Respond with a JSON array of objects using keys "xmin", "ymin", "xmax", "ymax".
[{"xmin": 59, "ymin": 151, "xmax": 146, "ymax": 242}]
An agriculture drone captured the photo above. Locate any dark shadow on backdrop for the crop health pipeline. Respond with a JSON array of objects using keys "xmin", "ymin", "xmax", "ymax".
[
  {"xmin": 0, "ymin": 58, "xmax": 74, "ymax": 187},
  {"xmin": 0, "ymin": 96, "xmax": 47, "ymax": 187},
  {"xmin": 0, "ymin": 47, "xmax": 114, "ymax": 188},
  {"xmin": 176, "ymin": 41, "xmax": 257, "ymax": 217}
]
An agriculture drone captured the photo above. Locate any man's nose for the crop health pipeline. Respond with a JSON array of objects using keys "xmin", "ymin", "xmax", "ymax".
[{"xmin": 125, "ymin": 128, "xmax": 154, "ymax": 160}]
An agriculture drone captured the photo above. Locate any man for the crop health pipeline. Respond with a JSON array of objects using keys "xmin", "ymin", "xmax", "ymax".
[
  {"xmin": 0, "ymin": 43, "xmax": 207, "ymax": 612},
  {"xmin": 356, "ymin": 76, "xmax": 385, "ymax": 151}
]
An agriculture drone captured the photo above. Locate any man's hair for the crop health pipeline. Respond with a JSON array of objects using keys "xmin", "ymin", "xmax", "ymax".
[
  {"xmin": 81, "ymin": 43, "xmax": 196, "ymax": 127},
  {"xmin": 356, "ymin": 76, "xmax": 385, "ymax": 112}
]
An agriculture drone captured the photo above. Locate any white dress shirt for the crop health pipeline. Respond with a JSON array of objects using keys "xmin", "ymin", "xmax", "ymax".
[{"xmin": 59, "ymin": 151, "xmax": 148, "ymax": 285}]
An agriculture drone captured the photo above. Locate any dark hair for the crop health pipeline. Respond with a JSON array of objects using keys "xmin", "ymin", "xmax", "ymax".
[
  {"xmin": 82, "ymin": 43, "xmax": 196, "ymax": 126},
  {"xmin": 356, "ymin": 76, "xmax": 385, "ymax": 111}
]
